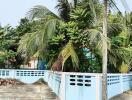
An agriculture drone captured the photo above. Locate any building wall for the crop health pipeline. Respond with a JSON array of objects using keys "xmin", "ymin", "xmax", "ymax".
[
  {"xmin": 28, "ymin": 59, "xmax": 38, "ymax": 69},
  {"xmin": 20, "ymin": 59, "xmax": 38, "ymax": 69}
]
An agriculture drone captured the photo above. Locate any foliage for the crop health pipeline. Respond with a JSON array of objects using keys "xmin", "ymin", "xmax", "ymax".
[
  {"xmin": 17, "ymin": 0, "xmax": 131, "ymax": 73},
  {"xmin": 0, "ymin": 18, "xmax": 34, "ymax": 68},
  {"xmin": 119, "ymin": 62, "xmax": 129, "ymax": 73},
  {"xmin": 56, "ymin": 0, "xmax": 70, "ymax": 22},
  {"xmin": 0, "ymin": 0, "xmax": 130, "ymax": 73},
  {"xmin": 0, "ymin": 26, "xmax": 17, "ymax": 66},
  {"xmin": 52, "ymin": 41, "xmax": 79, "ymax": 71}
]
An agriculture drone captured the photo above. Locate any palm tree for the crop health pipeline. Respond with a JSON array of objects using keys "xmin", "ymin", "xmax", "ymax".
[
  {"xmin": 18, "ymin": 0, "xmax": 99, "ymax": 70},
  {"xmin": 18, "ymin": 0, "xmax": 131, "ymax": 73},
  {"xmin": 18, "ymin": 0, "xmax": 79, "ymax": 70},
  {"xmin": 102, "ymin": 0, "xmax": 108, "ymax": 100}
]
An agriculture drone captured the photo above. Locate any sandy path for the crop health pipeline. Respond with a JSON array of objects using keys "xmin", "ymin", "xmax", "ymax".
[
  {"xmin": 0, "ymin": 84, "xmax": 59, "ymax": 100},
  {"xmin": 110, "ymin": 90, "xmax": 132, "ymax": 100}
]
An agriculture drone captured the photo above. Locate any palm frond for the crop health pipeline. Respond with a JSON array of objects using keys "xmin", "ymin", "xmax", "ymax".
[
  {"xmin": 41, "ymin": 19, "xmax": 62, "ymax": 57},
  {"xmin": 26, "ymin": 5, "xmax": 59, "ymax": 20},
  {"xmin": 108, "ymin": 23, "xmax": 124, "ymax": 36},
  {"xmin": 52, "ymin": 41, "xmax": 79, "ymax": 71},
  {"xmin": 56, "ymin": 0, "xmax": 70, "ymax": 22},
  {"xmin": 18, "ymin": 32, "xmax": 40, "ymax": 62},
  {"xmin": 108, "ymin": 46, "xmax": 132, "ymax": 68},
  {"xmin": 89, "ymin": 0, "xmax": 97, "ymax": 23},
  {"xmin": 83, "ymin": 28, "xmax": 111, "ymax": 54}
]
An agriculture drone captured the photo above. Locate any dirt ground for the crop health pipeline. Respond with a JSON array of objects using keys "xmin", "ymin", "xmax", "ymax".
[
  {"xmin": 0, "ymin": 84, "xmax": 59, "ymax": 100},
  {"xmin": 110, "ymin": 90, "xmax": 132, "ymax": 100}
]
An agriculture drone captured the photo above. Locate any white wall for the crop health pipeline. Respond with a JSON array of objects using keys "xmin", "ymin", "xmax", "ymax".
[
  {"xmin": 20, "ymin": 59, "xmax": 38, "ymax": 69},
  {"xmin": 28, "ymin": 59, "xmax": 38, "ymax": 69}
]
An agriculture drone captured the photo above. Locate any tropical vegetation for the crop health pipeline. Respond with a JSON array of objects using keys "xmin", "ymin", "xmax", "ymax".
[{"xmin": 0, "ymin": 0, "xmax": 131, "ymax": 73}]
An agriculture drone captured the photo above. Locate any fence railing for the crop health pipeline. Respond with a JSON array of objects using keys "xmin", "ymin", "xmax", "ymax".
[{"xmin": 0, "ymin": 69, "xmax": 131, "ymax": 100}]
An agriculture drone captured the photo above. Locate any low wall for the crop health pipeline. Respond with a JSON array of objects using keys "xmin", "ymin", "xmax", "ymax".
[
  {"xmin": 0, "ymin": 69, "xmax": 132, "ymax": 100},
  {"xmin": 43, "ymin": 71, "xmax": 132, "ymax": 100},
  {"xmin": 0, "ymin": 69, "xmax": 45, "ymax": 83}
]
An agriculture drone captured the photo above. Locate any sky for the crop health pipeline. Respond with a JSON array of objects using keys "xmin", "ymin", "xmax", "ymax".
[
  {"xmin": 0, "ymin": 0, "xmax": 131, "ymax": 27},
  {"xmin": 115, "ymin": 0, "xmax": 132, "ymax": 13},
  {"xmin": 0, "ymin": 0, "xmax": 58, "ymax": 27}
]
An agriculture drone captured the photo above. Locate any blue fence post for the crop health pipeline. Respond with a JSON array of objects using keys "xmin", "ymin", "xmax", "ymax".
[
  {"xmin": 95, "ymin": 75, "xmax": 102, "ymax": 100},
  {"xmin": 120, "ymin": 74, "xmax": 123, "ymax": 93},
  {"xmin": 59, "ymin": 72, "xmax": 66, "ymax": 100},
  {"xmin": 43, "ymin": 70, "xmax": 49, "ymax": 83},
  {"xmin": 9, "ymin": 69, "xmax": 15, "ymax": 78}
]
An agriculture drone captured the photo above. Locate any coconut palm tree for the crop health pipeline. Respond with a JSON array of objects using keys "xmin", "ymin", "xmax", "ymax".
[
  {"xmin": 18, "ymin": 0, "xmax": 79, "ymax": 70},
  {"xmin": 18, "ymin": 0, "xmax": 100, "ymax": 70},
  {"xmin": 18, "ymin": 0, "xmax": 129, "ymax": 72},
  {"xmin": 102, "ymin": 0, "xmax": 108, "ymax": 100}
]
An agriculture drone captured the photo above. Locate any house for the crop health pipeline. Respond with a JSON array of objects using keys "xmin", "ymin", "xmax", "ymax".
[
  {"xmin": 20, "ymin": 57, "xmax": 46, "ymax": 70},
  {"xmin": 28, "ymin": 57, "xmax": 38, "ymax": 69},
  {"xmin": 20, "ymin": 57, "xmax": 38, "ymax": 69}
]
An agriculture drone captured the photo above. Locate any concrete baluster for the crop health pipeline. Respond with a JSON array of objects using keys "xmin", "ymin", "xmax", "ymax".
[
  {"xmin": 120, "ymin": 74, "xmax": 123, "ymax": 93},
  {"xmin": 59, "ymin": 73, "xmax": 66, "ymax": 100}
]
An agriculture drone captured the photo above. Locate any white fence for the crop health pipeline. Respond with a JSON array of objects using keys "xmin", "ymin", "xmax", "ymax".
[{"xmin": 0, "ymin": 69, "xmax": 132, "ymax": 100}]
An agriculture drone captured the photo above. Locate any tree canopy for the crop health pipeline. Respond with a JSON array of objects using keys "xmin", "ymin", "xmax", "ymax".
[{"xmin": 0, "ymin": 0, "xmax": 131, "ymax": 73}]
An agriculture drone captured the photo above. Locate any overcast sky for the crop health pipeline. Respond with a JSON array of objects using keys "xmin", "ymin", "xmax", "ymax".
[
  {"xmin": 0, "ymin": 0, "xmax": 131, "ymax": 27},
  {"xmin": 0, "ymin": 0, "xmax": 57, "ymax": 27}
]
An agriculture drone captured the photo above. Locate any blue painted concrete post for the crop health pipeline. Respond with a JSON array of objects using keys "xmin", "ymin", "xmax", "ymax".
[
  {"xmin": 59, "ymin": 73, "xmax": 66, "ymax": 100},
  {"xmin": 8, "ymin": 69, "xmax": 15, "ymax": 78},
  {"xmin": 43, "ymin": 70, "xmax": 49, "ymax": 83},
  {"xmin": 95, "ymin": 75, "xmax": 102, "ymax": 100},
  {"xmin": 120, "ymin": 75, "xmax": 123, "ymax": 93}
]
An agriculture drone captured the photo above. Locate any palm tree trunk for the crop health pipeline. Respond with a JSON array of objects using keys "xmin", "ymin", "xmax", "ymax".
[
  {"xmin": 102, "ymin": 0, "xmax": 108, "ymax": 100},
  {"xmin": 74, "ymin": 0, "xmax": 77, "ymax": 8}
]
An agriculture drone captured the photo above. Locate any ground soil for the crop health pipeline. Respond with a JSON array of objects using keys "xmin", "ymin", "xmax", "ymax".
[
  {"xmin": 110, "ymin": 90, "xmax": 132, "ymax": 100},
  {"xmin": 0, "ymin": 79, "xmax": 59, "ymax": 100}
]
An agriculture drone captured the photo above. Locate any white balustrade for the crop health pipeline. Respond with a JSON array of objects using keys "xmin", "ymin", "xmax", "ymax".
[{"xmin": 0, "ymin": 69, "xmax": 131, "ymax": 100}]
